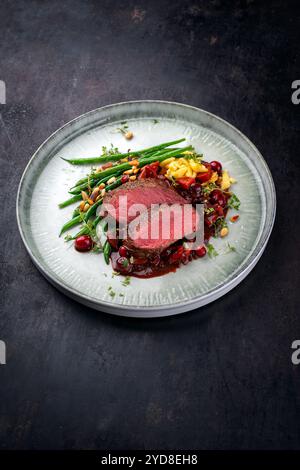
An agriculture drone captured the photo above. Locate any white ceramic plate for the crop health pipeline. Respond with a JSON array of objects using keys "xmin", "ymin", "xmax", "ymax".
[{"xmin": 16, "ymin": 101, "xmax": 276, "ymax": 317}]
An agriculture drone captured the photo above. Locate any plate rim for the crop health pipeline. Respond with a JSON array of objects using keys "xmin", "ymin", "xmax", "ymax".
[{"xmin": 16, "ymin": 100, "xmax": 276, "ymax": 316}]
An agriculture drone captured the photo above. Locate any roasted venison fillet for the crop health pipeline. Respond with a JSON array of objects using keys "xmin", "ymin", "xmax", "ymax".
[
  {"xmin": 124, "ymin": 203, "xmax": 200, "ymax": 255},
  {"xmin": 102, "ymin": 178, "xmax": 188, "ymax": 224}
]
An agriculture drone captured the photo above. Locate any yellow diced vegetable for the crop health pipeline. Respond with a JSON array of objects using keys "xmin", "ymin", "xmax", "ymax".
[
  {"xmin": 160, "ymin": 157, "xmax": 175, "ymax": 167},
  {"xmin": 185, "ymin": 167, "xmax": 193, "ymax": 177},
  {"xmin": 221, "ymin": 170, "xmax": 231, "ymax": 190},
  {"xmin": 189, "ymin": 160, "xmax": 203, "ymax": 172},
  {"xmin": 209, "ymin": 171, "xmax": 219, "ymax": 183},
  {"xmin": 169, "ymin": 161, "xmax": 180, "ymax": 171},
  {"xmin": 173, "ymin": 167, "xmax": 187, "ymax": 178}
]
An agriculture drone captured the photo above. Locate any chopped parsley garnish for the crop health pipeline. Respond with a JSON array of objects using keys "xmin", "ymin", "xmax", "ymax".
[
  {"xmin": 184, "ymin": 152, "xmax": 203, "ymax": 162},
  {"xmin": 102, "ymin": 143, "xmax": 119, "ymax": 157},
  {"xmin": 202, "ymin": 182, "xmax": 218, "ymax": 195},
  {"xmin": 212, "ymin": 217, "xmax": 228, "ymax": 237},
  {"xmin": 108, "ymin": 286, "xmax": 116, "ymax": 298},
  {"xmin": 120, "ymin": 258, "xmax": 129, "ymax": 268},
  {"xmin": 116, "ymin": 122, "xmax": 129, "ymax": 136},
  {"xmin": 121, "ymin": 276, "xmax": 131, "ymax": 287},
  {"xmin": 79, "ymin": 218, "xmax": 97, "ymax": 238},
  {"xmin": 204, "ymin": 207, "xmax": 214, "ymax": 215},
  {"xmin": 228, "ymin": 193, "xmax": 240, "ymax": 210},
  {"xmin": 221, "ymin": 243, "xmax": 237, "ymax": 255},
  {"xmin": 226, "ymin": 243, "xmax": 236, "ymax": 253},
  {"xmin": 64, "ymin": 234, "xmax": 73, "ymax": 242},
  {"xmin": 207, "ymin": 243, "xmax": 218, "ymax": 258}
]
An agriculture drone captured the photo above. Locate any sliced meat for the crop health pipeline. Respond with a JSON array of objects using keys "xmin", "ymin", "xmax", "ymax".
[
  {"xmin": 124, "ymin": 203, "xmax": 200, "ymax": 255},
  {"xmin": 102, "ymin": 178, "xmax": 188, "ymax": 224}
]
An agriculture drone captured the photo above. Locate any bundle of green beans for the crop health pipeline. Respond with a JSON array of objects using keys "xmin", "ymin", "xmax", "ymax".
[{"xmin": 58, "ymin": 138, "xmax": 194, "ymax": 238}]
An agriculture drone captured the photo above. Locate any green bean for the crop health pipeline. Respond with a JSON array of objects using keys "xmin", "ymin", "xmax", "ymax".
[
  {"xmin": 93, "ymin": 215, "xmax": 102, "ymax": 228},
  {"xmin": 83, "ymin": 198, "xmax": 103, "ymax": 222},
  {"xmin": 62, "ymin": 139, "xmax": 185, "ymax": 165},
  {"xmin": 59, "ymin": 174, "xmax": 124, "ymax": 236},
  {"xmin": 68, "ymin": 147, "xmax": 192, "ymax": 194},
  {"xmin": 58, "ymin": 194, "xmax": 82, "ymax": 208},
  {"xmin": 59, "ymin": 215, "xmax": 81, "ymax": 236},
  {"xmin": 69, "ymin": 173, "xmax": 119, "ymax": 193},
  {"xmin": 103, "ymin": 240, "xmax": 111, "ymax": 265},
  {"xmin": 139, "ymin": 146, "xmax": 193, "ymax": 165},
  {"xmin": 70, "ymin": 226, "xmax": 90, "ymax": 240},
  {"xmin": 72, "ymin": 207, "xmax": 80, "ymax": 219},
  {"xmin": 71, "ymin": 148, "xmax": 176, "ymax": 188},
  {"xmin": 70, "ymin": 215, "xmax": 102, "ymax": 241}
]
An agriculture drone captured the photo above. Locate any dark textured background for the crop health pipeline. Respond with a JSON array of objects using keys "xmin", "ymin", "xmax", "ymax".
[{"xmin": 0, "ymin": 0, "xmax": 299, "ymax": 450}]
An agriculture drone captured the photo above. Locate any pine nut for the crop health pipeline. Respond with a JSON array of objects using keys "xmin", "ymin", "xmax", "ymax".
[
  {"xmin": 83, "ymin": 203, "xmax": 90, "ymax": 212},
  {"xmin": 99, "ymin": 183, "xmax": 106, "ymax": 189},
  {"xmin": 107, "ymin": 176, "xmax": 116, "ymax": 185},
  {"xmin": 90, "ymin": 187, "xmax": 100, "ymax": 201},
  {"xmin": 129, "ymin": 175, "xmax": 136, "ymax": 181},
  {"xmin": 87, "ymin": 198, "xmax": 94, "ymax": 205},
  {"xmin": 79, "ymin": 201, "xmax": 85, "ymax": 211},
  {"xmin": 101, "ymin": 189, "xmax": 106, "ymax": 197},
  {"xmin": 123, "ymin": 169, "xmax": 133, "ymax": 175},
  {"xmin": 125, "ymin": 131, "xmax": 133, "ymax": 140},
  {"xmin": 128, "ymin": 160, "xmax": 139, "ymax": 166},
  {"xmin": 81, "ymin": 191, "xmax": 89, "ymax": 201},
  {"xmin": 220, "ymin": 227, "xmax": 229, "ymax": 237}
]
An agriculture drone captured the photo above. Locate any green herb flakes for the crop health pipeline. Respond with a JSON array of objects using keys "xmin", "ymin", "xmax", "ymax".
[
  {"xmin": 207, "ymin": 243, "xmax": 218, "ymax": 258},
  {"xmin": 228, "ymin": 193, "xmax": 240, "ymax": 210}
]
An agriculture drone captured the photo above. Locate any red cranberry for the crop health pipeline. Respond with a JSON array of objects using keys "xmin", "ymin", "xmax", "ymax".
[
  {"xmin": 181, "ymin": 252, "xmax": 190, "ymax": 265},
  {"xmin": 215, "ymin": 204, "xmax": 224, "ymax": 216},
  {"xmin": 182, "ymin": 249, "xmax": 193, "ymax": 264},
  {"xmin": 139, "ymin": 161, "xmax": 160, "ymax": 179},
  {"xmin": 210, "ymin": 189, "xmax": 226, "ymax": 207},
  {"xmin": 121, "ymin": 175, "xmax": 129, "ymax": 184},
  {"xmin": 118, "ymin": 245, "xmax": 128, "ymax": 257},
  {"xmin": 178, "ymin": 183, "xmax": 203, "ymax": 203},
  {"xmin": 75, "ymin": 235, "xmax": 93, "ymax": 252},
  {"xmin": 205, "ymin": 213, "xmax": 219, "ymax": 228},
  {"xmin": 195, "ymin": 246, "xmax": 207, "ymax": 258},
  {"xmin": 210, "ymin": 160, "xmax": 222, "ymax": 174},
  {"xmin": 196, "ymin": 169, "xmax": 212, "ymax": 183}
]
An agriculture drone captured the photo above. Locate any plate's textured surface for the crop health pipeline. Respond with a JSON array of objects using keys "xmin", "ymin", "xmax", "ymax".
[{"xmin": 17, "ymin": 101, "xmax": 275, "ymax": 316}]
